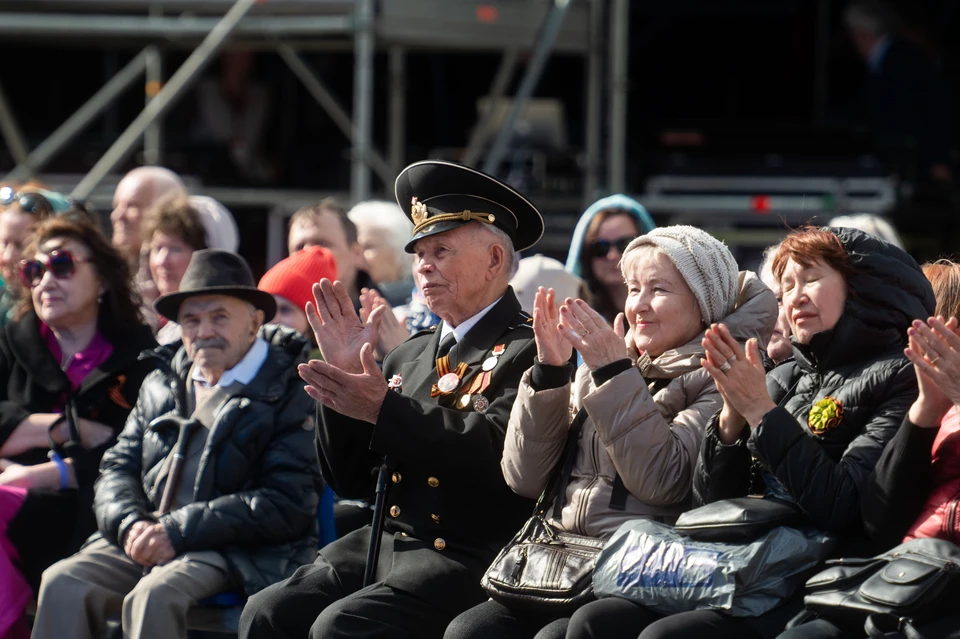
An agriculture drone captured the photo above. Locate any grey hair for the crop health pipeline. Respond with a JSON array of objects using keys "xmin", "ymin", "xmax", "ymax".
[
  {"xmin": 828, "ymin": 213, "xmax": 904, "ymax": 249},
  {"xmin": 844, "ymin": 0, "xmax": 900, "ymax": 37},
  {"xmin": 474, "ymin": 221, "xmax": 516, "ymax": 276},
  {"xmin": 759, "ymin": 242, "xmax": 782, "ymax": 290},
  {"xmin": 348, "ymin": 200, "xmax": 414, "ymax": 275}
]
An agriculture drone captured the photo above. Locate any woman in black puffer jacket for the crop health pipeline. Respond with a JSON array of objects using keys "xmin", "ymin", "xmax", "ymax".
[{"xmin": 568, "ymin": 227, "xmax": 935, "ymax": 639}]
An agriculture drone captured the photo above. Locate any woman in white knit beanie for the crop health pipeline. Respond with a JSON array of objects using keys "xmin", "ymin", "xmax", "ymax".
[{"xmin": 447, "ymin": 226, "xmax": 777, "ymax": 639}]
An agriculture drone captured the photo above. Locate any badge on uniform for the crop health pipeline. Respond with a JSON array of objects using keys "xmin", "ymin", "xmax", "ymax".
[
  {"xmin": 431, "ymin": 355, "xmax": 468, "ymax": 398},
  {"xmin": 456, "ymin": 344, "xmax": 505, "ymax": 411},
  {"xmin": 387, "ymin": 374, "xmax": 403, "ymax": 393}
]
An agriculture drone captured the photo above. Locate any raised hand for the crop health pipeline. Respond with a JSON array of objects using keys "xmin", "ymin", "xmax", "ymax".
[
  {"xmin": 558, "ymin": 298, "xmax": 629, "ymax": 371},
  {"xmin": 533, "ymin": 287, "xmax": 572, "ymax": 366},
  {"xmin": 307, "ymin": 279, "xmax": 384, "ymax": 374},
  {"xmin": 360, "ymin": 288, "xmax": 410, "ymax": 359},
  {"xmin": 905, "ymin": 316, "xmax": 960, "ymax": 426}
]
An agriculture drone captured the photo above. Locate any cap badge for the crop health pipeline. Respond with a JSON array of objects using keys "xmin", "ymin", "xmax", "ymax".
[{"xmin": 411, "ymin": 197, "xmax": 429, "ymax": 227}]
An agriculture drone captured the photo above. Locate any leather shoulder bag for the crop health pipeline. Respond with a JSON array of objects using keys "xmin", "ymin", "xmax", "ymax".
[{"xmin": 481, "ymin": 408, "xmax": 605, "ymax": 615}]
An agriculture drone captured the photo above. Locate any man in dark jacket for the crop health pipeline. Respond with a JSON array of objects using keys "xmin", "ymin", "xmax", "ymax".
[
  {"xmin": 240, "ymin": 161, "xmax": 542, "ymax": 638},
  {"xmin": 32, "ymin": 250, "xmax": 321, "ymax": 639}
]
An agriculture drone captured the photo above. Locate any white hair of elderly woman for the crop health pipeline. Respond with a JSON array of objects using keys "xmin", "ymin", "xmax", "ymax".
[
  {"xmin": 828, "ymin": 213, "xmax": 904, "ymax": 250},
  {"xmin": 189, "ymin": 195, "xmax": 240, "ymax": 252},
  {"xmin": 348, "ymin": 200, "xmax": 414, "ymax": 274}
]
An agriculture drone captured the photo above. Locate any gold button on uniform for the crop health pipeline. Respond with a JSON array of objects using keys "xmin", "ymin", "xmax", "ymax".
[
  {"xmin": 427, "ymin": 477, "xmax": 439, "ymax": 487},
  {"xmin": 434, "ymin": 538, "xmax": 446, "ymax": 551},
  {"xmin": 389, "ymin": 505, "xmax": 401, "ymax": 517},
  {"xmin": 431, "ymin": 514, "xmax": 440, "ymax": 523},
  {"xmin": 391, "ymin": 472, "xmax": 402, "ymax": 484}
]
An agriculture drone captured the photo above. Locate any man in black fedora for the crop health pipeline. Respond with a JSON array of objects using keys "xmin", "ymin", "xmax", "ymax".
[
  {"xmin": 240, "ymin": 161, "xmax": 543, "ymax": 638},
  {"xmin": 33, "ymin": 249, "xmax": 322, "ymax": 639}
]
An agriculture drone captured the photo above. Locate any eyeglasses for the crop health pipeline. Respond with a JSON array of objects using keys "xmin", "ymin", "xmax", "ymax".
[
  {"xmin": 18, "ymin": 249, "xmax": 93, "ymax": 288},
  {"xmin": 0, "ymin": 187, "xmax": 54, "ymax": 217},
  {"xmin": 588, "ymin": 237, "xmax": 633, "ymax": 259}
]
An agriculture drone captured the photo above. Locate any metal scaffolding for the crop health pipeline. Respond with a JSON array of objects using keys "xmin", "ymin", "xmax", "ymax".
[{"xmin": 0, "ymin": 0, "xmax": 621, "ymax": 202}]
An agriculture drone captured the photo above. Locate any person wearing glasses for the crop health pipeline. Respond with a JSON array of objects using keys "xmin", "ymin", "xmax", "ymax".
[
  {"xmin": 564, "ymin": 195, "xmax": 656, "ymax": 324},
  {"xmin": 0, "ymin": 186, "xmax": 76, "ymax": 327},
  {"xmin": 0, "ymin": 216, "xmax": 156, "ymax": 637}
]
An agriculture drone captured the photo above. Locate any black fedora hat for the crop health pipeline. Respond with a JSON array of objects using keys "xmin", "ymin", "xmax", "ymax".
[
  {"xmin": 154, "ymin": 249, "xmax": 277, "ymax": 323},
  {"xmin": 395, "ymin": 160, "xmax": 544, "ymax": 253}
]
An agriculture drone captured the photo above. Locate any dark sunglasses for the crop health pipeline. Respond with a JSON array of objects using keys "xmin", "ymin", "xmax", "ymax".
[
  {"xmin": 0, "ymin": 187, "xmax": 54, "ymax": 217},
  {"xmin": 588, "ymin": 236, "xmax": 633, "ymax": 259},
  {"xmin": 18, "ymin": 249, "xmax": 93, "ymax": 289}
]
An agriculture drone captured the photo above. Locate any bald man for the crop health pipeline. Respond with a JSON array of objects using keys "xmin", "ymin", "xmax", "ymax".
[{"xmin": 111, "ymin": 166, "xmax": 187, "ymax": 267}]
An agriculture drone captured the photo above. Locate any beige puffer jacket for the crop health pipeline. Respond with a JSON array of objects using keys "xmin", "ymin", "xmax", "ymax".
[{"xmin": 502, "ymin": 271, "xmax": 777, "ymax": 539}]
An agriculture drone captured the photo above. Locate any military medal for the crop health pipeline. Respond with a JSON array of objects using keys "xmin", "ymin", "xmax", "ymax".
[
  {"xmin": 473, "ymin": 395, "xmax": 490, "ymax": 413},
  {"xmin": 458, "ymin": 394, "xmax": 472, "ymax": 409},
  {"xmin": 432, "ymin": 353, "xmax": 468, "ymax": 397},
  {"xmin": 437, "ymin": 373, "xmax": 461, "ymax": 393},
  {"xmin": 482, "ymin": 344, "xmax": 506, "ymax": 371},
  {"xmin": 387, "ymin": 374, "xmax": 403, "ymax": 392}
]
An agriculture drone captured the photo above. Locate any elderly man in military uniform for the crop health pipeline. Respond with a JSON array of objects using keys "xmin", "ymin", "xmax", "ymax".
[{"xmin": 239, "ymin": 161, "xmax": 543, "ymax": 638}]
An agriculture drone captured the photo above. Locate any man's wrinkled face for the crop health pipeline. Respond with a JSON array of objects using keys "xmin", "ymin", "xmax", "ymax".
[
  {"xmin": 412, "ymin": 224, "xmax": 496, "ymax": 323},
  {"xmin": 178, "ymin": 294, "xmax": 263, "ymax": 374}
]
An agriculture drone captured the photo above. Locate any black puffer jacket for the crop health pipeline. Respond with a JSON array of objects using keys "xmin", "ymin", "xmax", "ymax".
[
  {"xmin": 694, "ymin": 228, "xmax": 935, "ymax": 536},
  {"xmin": 93, "ymin": 324, "xmax": 321, "ymax": 595}
]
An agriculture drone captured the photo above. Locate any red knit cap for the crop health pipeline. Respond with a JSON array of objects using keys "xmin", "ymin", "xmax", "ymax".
[{"xmin": 258, "ymin": 246, "xmax": 338, "ymax": 312}]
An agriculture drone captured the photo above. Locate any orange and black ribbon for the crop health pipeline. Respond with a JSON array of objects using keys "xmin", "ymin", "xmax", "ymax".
[
  {"xmin": 431, "ymin": 355, "xmax": 468, "ymax": 397},
  {"xmin": 458, "ymin": 344, "xmax": 506, "ymax": 404}
]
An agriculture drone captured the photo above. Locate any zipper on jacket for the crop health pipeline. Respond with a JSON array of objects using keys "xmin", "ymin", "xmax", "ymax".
[{"xmin": 947, "ymin": 500, "xmax": 959, "ymax": 543}]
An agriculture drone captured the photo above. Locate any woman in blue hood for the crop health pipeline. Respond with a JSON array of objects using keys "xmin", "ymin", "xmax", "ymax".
[{"xmin": 565, "ymin": 194, "xmax": 656, "ymax": 323}]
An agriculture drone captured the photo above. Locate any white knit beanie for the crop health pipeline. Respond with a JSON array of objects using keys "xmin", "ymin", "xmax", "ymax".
[{"xmin": 622, "ymin": 225, "xmax": 738, "ymax": 325}]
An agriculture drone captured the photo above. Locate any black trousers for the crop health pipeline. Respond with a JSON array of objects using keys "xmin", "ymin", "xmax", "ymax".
[
  {"xmin": 444, "ymin": 599, "xmax": 569, "ymax": 639},
  {"xmin": 566, "ymin": 595, "xmax": 805, "ymax": 639},
  {"xmin": 239, "ymin": 526, "xmax": 490, "ymax": 639},
  {"xmin": 778, "ymin": 616, "xmax": 960, "ymax": 639}
]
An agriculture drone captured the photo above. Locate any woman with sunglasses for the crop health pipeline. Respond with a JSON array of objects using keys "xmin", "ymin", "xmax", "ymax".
[
  {"xmin": 0, "ymin": 186, "xmax": 75, "ymax": 329},
  {"xmin": 0, "ymin": 217, "xmax": 155, "ymax": 638},
  {"xmin": 564, "ymin": 195, "xmax": 656, "ymax": 324}
]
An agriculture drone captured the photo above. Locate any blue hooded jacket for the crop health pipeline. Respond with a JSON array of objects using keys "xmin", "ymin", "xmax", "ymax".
[{"xmin": 564, "ymin": 194, "xmax": 656, "ymax": 278}]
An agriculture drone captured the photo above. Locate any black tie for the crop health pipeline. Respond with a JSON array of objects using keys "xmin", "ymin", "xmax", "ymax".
[{"xmin": 437, "ymin": 332, "xmax": 457, "ymax": 360}]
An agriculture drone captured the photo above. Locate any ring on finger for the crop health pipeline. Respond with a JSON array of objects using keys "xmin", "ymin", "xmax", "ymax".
[
  {"xmin": 930, "ymin": 356, "xmax": 941, "ymax": 365},
  {"xmin": 580, "ymin": 329, "xmax": 588, "ymax": 338},
  {"xmin": 719, "ymin": 359, "xmax": 732, "ymax": 372}
]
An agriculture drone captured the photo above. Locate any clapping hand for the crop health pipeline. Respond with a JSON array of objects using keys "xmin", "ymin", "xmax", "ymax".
[
  {"xmin": 307, "ymin": 279, "xmax": 384, "ymax": 374},
  {"xmin": 557, "ymin": 298, "xmax": 630, "ymax": 371},
  {"xmin": 360, "ymin": 288, "xmax": 410, "ymax": 359},
  {"xmin": 702, "ymin": 323, "xmax": 775, "ymax": 437},
  {"xmin": 533, "ymin": 287, "xmax": 572, "ymax": 366},
  {"xmin": 905, "ymin": 316, "xmax": 960, "ymax": 426},
  {"xmin": 299, "ymin": 342, "xmax": 388, "ymax": 424}
]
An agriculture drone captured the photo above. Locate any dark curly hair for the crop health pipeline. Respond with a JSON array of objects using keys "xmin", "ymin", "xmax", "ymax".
[{"xmin": 16, "ymin": 217, "xmax": 144, "ymax": 337}]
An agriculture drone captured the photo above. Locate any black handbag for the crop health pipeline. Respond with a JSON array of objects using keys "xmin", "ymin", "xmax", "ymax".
[
  {"xmin": 481, "ymin": 409, "xmax": 605, "ymax": 614},
  {"xmin": 788, "ymin": 537, "xmax": 960, "ymax": 638},
  {"xmin": 674, "ymin": 496, "xmax": 802, "ymax": 542}
]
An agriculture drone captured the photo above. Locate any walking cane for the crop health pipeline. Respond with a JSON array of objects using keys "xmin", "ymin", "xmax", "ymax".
[
  {"xmin": 363, "ymin": 456, "xmax": 393, "ymax": 587},
  {"xmin": 143, "ymin": 416, "xmax": 199, "ymax": 575}
]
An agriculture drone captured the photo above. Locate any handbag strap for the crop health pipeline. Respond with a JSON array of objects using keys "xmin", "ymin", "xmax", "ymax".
[{"xmin": 531, "ymin": 408, "xmax": 589, "ymax": 519}]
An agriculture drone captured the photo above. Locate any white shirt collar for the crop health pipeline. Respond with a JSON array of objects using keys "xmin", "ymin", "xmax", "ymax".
[
  {"xmin": 191, "ymin": 337, "xmax": 269, "ymax": 388},
  {"xmin": 439, "ymin": 296, "xmax": 503, "ymax": 345}
]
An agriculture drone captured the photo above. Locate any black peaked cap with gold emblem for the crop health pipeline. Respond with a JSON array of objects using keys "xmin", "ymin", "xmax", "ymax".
[{"xmin": 395, "ymin": 160, "xmax": 544, "ymax": 253}]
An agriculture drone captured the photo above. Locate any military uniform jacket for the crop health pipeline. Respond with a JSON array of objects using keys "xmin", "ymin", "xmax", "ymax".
[{"xmin": 317, "ymin": 289, "xmax": 537, "ymax": 590}]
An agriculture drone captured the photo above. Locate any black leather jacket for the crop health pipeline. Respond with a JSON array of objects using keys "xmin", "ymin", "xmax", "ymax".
[{"xmin": 93, "ymin": 324, "xmax": 322, "ymax": 594}]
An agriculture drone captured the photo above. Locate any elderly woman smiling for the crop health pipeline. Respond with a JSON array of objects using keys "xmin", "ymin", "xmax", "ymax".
[
  {"xmin": 445, "ymin": 226, "xmax": 777, "ymax": 639},
  {"xmin": 582, "ymin": 227, "xmax": 935, "ymax": 639}
]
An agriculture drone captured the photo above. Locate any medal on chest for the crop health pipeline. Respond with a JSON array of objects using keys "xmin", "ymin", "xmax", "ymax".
[
  {"xmin": 456, "ymin": 344, "xmax": 505, "ymax": 412},
  {"xmin": 431, "ymin": 354, "xmax": 468, "ymax": 398}
]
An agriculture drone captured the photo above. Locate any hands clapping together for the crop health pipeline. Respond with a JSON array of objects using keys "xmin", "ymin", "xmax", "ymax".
[
  {"xmin": 905, "ymin": 316, "xmax": 960, "ymax": 427},
  {"xmin": 532, "ymin": 287, "xmax": 630, "ymax": 370},
  {"xmin": 298, "ymin": 279, "xmax": 389, "ymax": 424}
]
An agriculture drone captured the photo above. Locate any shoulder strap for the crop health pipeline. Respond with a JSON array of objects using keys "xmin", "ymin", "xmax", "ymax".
[{"xmin": 531, "ymin": 407, "xmax": 589, "ymax": 519}]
